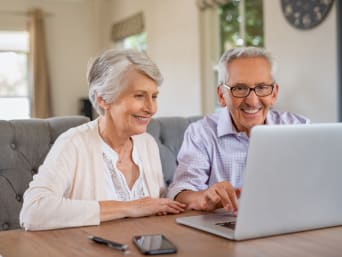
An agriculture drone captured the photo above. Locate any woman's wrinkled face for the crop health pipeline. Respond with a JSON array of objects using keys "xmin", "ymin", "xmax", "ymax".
[{"xmin": 100, "ymin": 69, "xmax": 159, "ymax": 137}]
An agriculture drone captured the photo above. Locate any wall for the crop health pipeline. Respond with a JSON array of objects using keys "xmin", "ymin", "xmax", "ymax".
[
  {"xmin": 264, "ymin": 1, "xmax": 337, "ymax": 122},
  {"xmin": 0, "ymin": 0, "xmax": 99, "ymax": 117},
  {"xmin": 102, "ymin": 0, "xmax": 202, "ymax": 117},
  {"xmin": 0, "ymin": 0, "xmax": 338, "ymax": 121},
  {"xmin": 0, "ymin": 0, "xmax": 201, "ymax": 118}
]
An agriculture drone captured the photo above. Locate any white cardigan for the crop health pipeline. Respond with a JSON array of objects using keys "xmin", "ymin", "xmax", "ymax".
[{"xmin": 19, "ymin": 119, "xmax": 165, "ymax": 230}]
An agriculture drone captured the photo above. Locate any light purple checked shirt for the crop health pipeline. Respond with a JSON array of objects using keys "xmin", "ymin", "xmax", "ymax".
[{"xmin": 167, "ymin": 108, "xmax": 310, "ymax": 199}]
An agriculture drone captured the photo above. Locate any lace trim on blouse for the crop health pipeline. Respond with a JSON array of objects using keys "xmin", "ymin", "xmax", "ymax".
[{"xmin": 100, "ymin": 138, "xmax": 147, "ymax": 201}]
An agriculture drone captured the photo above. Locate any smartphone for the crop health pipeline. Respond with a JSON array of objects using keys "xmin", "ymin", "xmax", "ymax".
[{"xmin": 132, "ymin": 234, "xmax": 177, "ymax": 255}]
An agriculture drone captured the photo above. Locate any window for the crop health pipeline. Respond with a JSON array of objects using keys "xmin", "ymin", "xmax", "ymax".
[
  {"xmin": 114, "ymin": 32, "xmax": 147, "ymax": 51},
  {"xmin": 219, "ymin": 0, "xmax": 264, "ymax": 52},
  {"xmin": 111, "ymin": 12, "xmax": 146, "ymax": 50},
  {"xmin": 199, "ymin": 0, "xmax": 264, "ymax": 114},
  {"xmin": 0, "ymin": 31, "xmax": 30, "ymax": 120}
]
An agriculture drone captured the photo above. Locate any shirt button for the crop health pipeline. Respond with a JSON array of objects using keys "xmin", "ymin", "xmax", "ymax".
[
  {"xmin": 10, "ymin": 143, "xmax": 16, "ymax": 150},
  {"xmin": 16, "ymin": 194, "xmax": 22, "ymax": 202},
  {"xmin": 2, "ymin": 222, "xmax": 9, "ymax": 230}
]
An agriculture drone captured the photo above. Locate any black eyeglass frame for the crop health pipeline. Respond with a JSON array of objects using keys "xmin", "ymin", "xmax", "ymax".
[{"xmin": 222, "ymin": 82, "xmax": 275, "ymax": 98}]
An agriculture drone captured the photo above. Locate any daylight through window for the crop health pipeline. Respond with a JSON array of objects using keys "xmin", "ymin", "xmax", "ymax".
[
  {"xmin": 0, "ymin": 31, "xmax": 30, "ymax": 120},
  {"xmin": 114, "ymin": 32, "xmax": 147, "ymax": 51},
  {"xmin": 219, "ymin": 0, "xmax": 264, "ymax": 52}
]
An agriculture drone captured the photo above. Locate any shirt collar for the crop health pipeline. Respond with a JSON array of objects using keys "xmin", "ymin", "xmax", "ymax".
[
  {"xmin": 265, "ymin": 110, "xmax": 275, "ymax": 125},
  {"xmin": 217, "ymin": 107, "xmax": 238, "ymax": 137},
  {"xmin": 217, "ymin": 107, "xmax": 274, "ymax": 137}
]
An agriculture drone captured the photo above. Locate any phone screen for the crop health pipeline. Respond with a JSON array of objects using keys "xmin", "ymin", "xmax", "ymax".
[{"xmin": 132, "ymin": 234, "xmax": 177, "ymax": 255}]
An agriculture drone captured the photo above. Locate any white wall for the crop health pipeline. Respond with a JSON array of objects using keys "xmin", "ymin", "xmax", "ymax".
[
  {"xmin": 0, "ymin": 0, "xmax": 98, "ymax": 117},
  {"xmin": 0, "ymin": 0, "xmax": 202, "ymax": 118},
  {"xmin": 103, "ymin": 0, "xmax": 202, "ymax": 117},
  {"xmin": 264, "ymin": 1, "xmax": 337, "ymax": 122},
  {"xmin": 0, "ymin": 0, "xmax": 338, "ymax": 121}
]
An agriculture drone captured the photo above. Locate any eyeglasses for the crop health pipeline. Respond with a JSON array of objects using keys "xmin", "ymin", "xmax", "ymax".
[{"xmin": 222, "ymin": 82, "xmax": 275, "ymax": 98}]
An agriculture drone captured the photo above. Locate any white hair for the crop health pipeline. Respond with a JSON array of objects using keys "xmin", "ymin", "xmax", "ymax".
[
  {"xmin": 217, "ymin": 46, "xmax": 276, "ymax": 87},
  {"xmin": 87, "ymin": 49, "xmax": 163, "ymax": 115}
]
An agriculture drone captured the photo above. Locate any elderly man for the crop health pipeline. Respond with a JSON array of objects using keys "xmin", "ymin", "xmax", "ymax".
[{"xmin": 167, "ymin": 46, "xmax": 309, "ymax": 213}]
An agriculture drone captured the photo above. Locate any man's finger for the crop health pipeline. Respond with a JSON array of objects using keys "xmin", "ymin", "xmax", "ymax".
[{"xmin": 215, "ymin": 187, "xmax": 233, "ymax": 211}]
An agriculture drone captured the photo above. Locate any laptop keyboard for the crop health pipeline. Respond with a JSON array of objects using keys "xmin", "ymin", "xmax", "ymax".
[{"xmin": 216, "ymin": 221, "xmax": 236, "ymax": 230}]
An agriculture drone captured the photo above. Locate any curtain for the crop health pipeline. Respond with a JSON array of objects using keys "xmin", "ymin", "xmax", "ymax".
[{"xmin": 28, "ymin": 8, "xmax": 52, "ymax": 118}]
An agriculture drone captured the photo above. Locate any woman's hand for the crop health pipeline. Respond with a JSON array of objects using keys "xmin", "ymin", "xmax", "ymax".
[
  {"xmin": 127, "ymin": 197, "xmax": 186, "ymax": 217},
  {"xmin": 99, "ymin": 197, "xmax": 186, "ymax": 222}
]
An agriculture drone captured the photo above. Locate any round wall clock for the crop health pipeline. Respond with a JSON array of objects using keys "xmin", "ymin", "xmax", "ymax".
[{"xmin": 281, "ymin": 0, "xmax": 334, "ymax": 30}]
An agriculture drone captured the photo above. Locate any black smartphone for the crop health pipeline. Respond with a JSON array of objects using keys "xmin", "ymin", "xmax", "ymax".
[{"xmin": 132, "ymin": 234, "xmax": 177, "ymax": 255}]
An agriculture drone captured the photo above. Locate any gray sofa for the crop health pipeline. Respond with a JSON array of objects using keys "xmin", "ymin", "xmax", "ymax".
[{"xmin": 0, "ymin": 115, "xmax": 200, "ymax": 231}]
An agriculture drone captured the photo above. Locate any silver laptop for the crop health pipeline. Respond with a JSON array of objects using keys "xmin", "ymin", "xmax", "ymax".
[{"xmin": 176, "ymin": 123, "xmax": 342, "ymax": 240}]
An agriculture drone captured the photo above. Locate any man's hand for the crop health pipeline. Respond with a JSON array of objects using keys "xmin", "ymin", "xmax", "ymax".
[{"xmin": 175, "ymin": 181, "xmax": 240, "ymax": 212}]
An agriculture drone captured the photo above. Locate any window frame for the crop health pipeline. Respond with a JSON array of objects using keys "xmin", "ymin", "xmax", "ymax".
[{"xmin": 0, "ymin": 31, "xmax": 30, "ymax": 120}]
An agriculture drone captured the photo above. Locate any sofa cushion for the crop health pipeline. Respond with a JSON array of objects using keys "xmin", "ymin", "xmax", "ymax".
[
  {"xmin": 147, "ymin": 116, "xmax": 201, "ymax": 185},
  {"xmin": 0, "ymin": 115, "xmax": 200, "ymax": 231},
  {"xmin": 0, "ymin": 116, "xmax": 89, "ymax": 231}
]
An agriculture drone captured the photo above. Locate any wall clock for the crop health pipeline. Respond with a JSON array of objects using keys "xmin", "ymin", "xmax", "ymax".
[{"xmin": 281, "ymin": 0, "xmax": 334, "ymax": 30}]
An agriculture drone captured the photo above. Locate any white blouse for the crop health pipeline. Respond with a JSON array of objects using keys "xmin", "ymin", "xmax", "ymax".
[{"xmin": 100, "ymin": 138, "xmax": 148, "ymax": 201}]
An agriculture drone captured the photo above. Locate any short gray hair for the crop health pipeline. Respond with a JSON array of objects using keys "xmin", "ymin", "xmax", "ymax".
[
  {"xmin": 87, "ymin": 49, "xmax": 163, "ymax": 116},
  {"xmin": 217, "ymin": 46, "xmax": 276, "ymax": 86}
]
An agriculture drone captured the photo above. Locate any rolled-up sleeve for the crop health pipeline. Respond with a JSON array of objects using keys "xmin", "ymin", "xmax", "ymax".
[{"xmin": 167, "ymin": 124, "xmax": 211, "ymax": 199}]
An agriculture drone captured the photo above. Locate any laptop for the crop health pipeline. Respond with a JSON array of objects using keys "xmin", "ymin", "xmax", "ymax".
[{"xmin": 176, "ymin": 123, "xmax": 342, "ymax": 240}]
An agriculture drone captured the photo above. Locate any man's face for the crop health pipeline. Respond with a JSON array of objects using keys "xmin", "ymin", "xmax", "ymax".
[{"xmin": 217, "ymin": 57, "xmax": 279, "ymax": 136}]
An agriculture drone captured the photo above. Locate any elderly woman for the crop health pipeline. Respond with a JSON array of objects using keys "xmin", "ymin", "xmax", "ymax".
[{"xmin": 20, "ymin": 49, "xmax": 185, "ymax": 230}]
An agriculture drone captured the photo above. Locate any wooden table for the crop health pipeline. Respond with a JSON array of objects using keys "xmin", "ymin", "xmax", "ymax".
[{"xmin": 1, "ymin": 211, "xmax": 342, "ymax": 257}]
